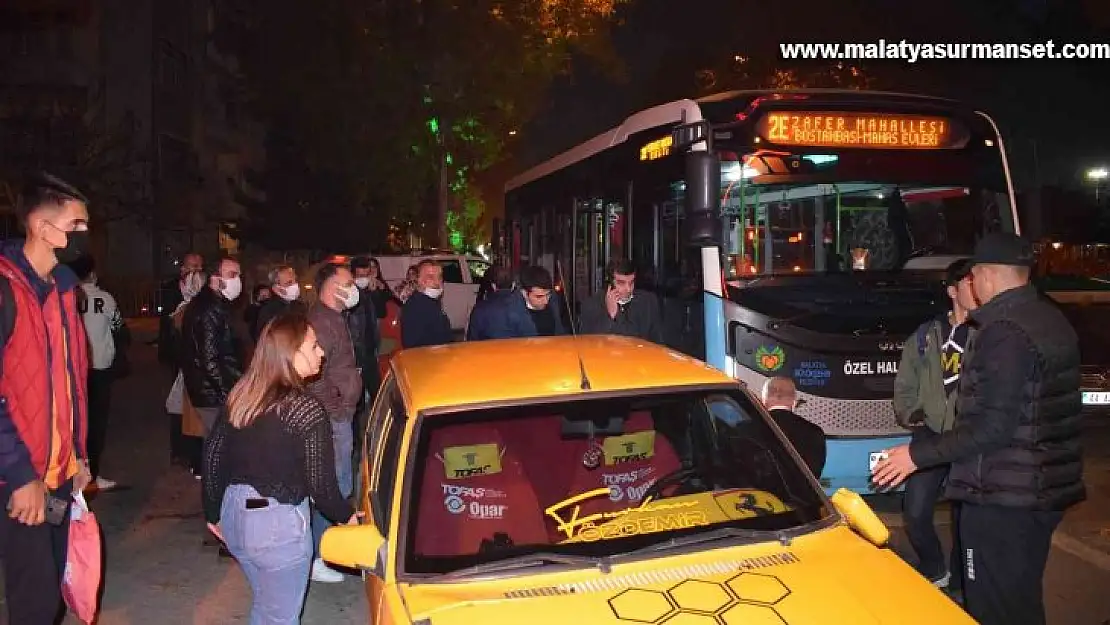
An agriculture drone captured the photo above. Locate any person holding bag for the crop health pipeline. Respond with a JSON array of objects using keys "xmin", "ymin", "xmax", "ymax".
[{"xmin": 202, "ymin": 310, "xmax": 357, "ymax": 624}]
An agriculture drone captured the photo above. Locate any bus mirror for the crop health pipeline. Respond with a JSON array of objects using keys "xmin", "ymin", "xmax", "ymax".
[
  {"xmin": 672, "ymin": 121, "xmax": 710, "ymax": 151},
  {"xmin": 684, "ymin": 151, "xmax": 721, "ymax": 246}
]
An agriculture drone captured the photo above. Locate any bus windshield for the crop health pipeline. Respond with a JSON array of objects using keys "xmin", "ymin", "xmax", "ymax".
[{"xmin": 722, "ymin": 180, "xmax": 1010, "ymax": 278}]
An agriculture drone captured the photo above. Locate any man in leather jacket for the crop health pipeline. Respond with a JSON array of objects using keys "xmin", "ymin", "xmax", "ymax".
[{"xmin": 180, "ymin": 257, "xmax": 244, "ymax": 434}]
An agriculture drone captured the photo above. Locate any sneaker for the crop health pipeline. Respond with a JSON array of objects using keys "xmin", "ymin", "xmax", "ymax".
[
  {"xmin": 311, "ymin": 558, "xmax": 344, "ymax": 583},
  {"xmin": 94, "ymin": 477, "xmax": 118, "ymax": 491},
  {"xmin": 929, "ymin": 571, "xmax": 951, "ymax": 588}
]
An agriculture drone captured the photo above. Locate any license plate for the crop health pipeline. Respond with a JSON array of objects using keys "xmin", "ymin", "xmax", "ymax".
[
  {"xmin": 1083, "ymin": 391, "xmax": 1110, "ymax": 405},
  {"xmin": 868, "ymin": 451, "xmax": 887, "ymax": 472}
]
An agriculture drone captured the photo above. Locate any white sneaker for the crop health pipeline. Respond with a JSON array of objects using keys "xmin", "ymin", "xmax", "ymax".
[
  {"xmin": 311, "ymin": 558, "xmax": 344, "ymax": 583},
  {"xmin": 94, "ymin": 477, "xmax": 118, "ymax": 491},
  {"xmin": 930, "ymin": 571, "xmax": 951, "ymax": 588}
]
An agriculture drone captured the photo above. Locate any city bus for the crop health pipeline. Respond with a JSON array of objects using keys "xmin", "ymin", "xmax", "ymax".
[{"xmin": 498, "ymin": 90, "xmax": 1019, "ymax": 493}]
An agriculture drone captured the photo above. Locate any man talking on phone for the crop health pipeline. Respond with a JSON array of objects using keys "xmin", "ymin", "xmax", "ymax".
[
  {"xmin": 580, "ymin": 258, "xmax": 663, "ymax": 344},
  {"xmin": 1, "ymin": 173, "xmax": 94, "ymax": 625}
]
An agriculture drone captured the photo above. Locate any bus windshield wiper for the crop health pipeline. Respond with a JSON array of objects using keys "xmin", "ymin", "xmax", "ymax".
[
  {"xmin": 627, "ymin": 527, "xmax": 782, "ymax": 556},
  {"xmin": 440, "ymin": 551, "xmax": 612, "ymax": 579}
]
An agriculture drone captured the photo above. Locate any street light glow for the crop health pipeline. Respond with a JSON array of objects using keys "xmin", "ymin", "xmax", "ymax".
[{"xmin": 1087, "ymin": 167, "xmax": 1109, "ymax": 181}]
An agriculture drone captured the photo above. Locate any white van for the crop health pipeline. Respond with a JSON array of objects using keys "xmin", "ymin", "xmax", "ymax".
[{"xmin": 302, "ymin": 252, "xmax": 490, "ymax": 331}]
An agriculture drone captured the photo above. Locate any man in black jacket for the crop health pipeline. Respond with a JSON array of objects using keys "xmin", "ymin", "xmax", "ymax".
[
  {"xmin": 400, "ymin": 259, "xmax": 453, "ymax": 348},
  {"xmin": 760, "ymin": 376, "xmax": 826, "ymax": 477},
  {"xmin": 181, "ymin": 257, "xmax": 244, "ymax": 435},
  {"xmin": 251, "ymin": 264, "xmax": 303, "ymax": 342},
  {"xmin": 159, "ymin": 252, "xmax": 202, "ymax": 466},
  {"xmin": 579, "ymin": 258, "xmax": 663, "ymax": 344},
  {"xmin": 873, "ymin": 233, "xmax": 1084, "ymax": 625}
]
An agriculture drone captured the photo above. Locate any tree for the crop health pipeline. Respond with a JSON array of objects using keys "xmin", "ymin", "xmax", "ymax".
[
  {"xmin": 221, "ymin": 0, "xmax": 626, "ymax": 250},
  {"xmin": 0, "ymin": 110, "xmax": 150, "ymax": 226},
  {"xmin": 695, "ymin": 54, "xmax": 875, "ymax": 95}
]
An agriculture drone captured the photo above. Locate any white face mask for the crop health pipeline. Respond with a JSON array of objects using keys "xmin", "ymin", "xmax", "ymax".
[
  {"xmin": 277, "ymin": 283, "xmax": 300, "ymax": 302},
  {"xmin": 221, "ymin": 276, "xmax": 243, "ymax": 301},
  {"xmin": 423, "ymin": 287, "xmax": 443, "ymax": 300},
  {"xmin": 339, "ymin": 285, "xmax": 360, "ymax": 309},
  {"xmin": 354, "ymin": 277, "xmax": 371, "ymax": 290}
]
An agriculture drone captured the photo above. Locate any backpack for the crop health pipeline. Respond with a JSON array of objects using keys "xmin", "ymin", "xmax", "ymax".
[{"xmin": 915, "ymin": 322, "xmax": 931, "ymax": 357}]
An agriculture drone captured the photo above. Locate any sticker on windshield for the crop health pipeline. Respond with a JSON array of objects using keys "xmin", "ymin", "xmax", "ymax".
[
  {"xmin": 545, "ymin": 488, "xmax": 709, "ymax": 542},
  {"xmin": 713, "ymin": 489, "xmax": 791, "ymax": 520},
  {"xmin": 602, "ymin": 431, "xmax": 656, "ymax": 466},
  {"xmin": 440, "ymin": 443, "xmax": 503, "ymax": 480}
]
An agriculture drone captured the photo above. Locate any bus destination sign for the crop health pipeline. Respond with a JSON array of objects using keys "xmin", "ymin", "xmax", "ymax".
[
  {"xmin": 640, "ymin": 135, "xmax": 673, "ymax": 161},
  {"xmin": 756, "ymin": 111, "xmax": 960, "ymax": 149}
]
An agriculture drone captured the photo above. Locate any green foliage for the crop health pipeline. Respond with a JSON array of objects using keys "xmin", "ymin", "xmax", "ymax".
[{"xmin": 221, "ymin": 0, "xmax": 626, "ymax": 248}]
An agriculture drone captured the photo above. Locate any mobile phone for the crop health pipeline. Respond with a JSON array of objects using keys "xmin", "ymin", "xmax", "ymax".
[
  {"xmin": 869, "ymin": 451, "xmax": 889, "ymax": 473},
  {"xmin": 45, "ymin": 495, "xmax": 69, "ymax": 526}
]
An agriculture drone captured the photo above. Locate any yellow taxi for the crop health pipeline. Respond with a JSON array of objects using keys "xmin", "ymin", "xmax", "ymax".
[{"xmin": 322, "ymin": 336, "xmax": 972, "ymax": 624}]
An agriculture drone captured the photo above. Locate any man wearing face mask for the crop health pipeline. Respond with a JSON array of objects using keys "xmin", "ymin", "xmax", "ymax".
[
  {"xmin": 579, "ymin": 258, "xmax": 664, "ymax": 344},
  {"xmin": 181, "ymin": 257, "xmax": 244, "ymax": 440},
  {"xmin": 872, "ymin": 233, "xmax": 1084, "ymax": 625},
  {"xmin": 400, "ymin": 259, "xmax": 454, "ymax": 348},
  {"xmin": 347, "ymin": 257, "xmax": 383, "ymax": 467},
  {"xmin": 487, "ymin": 265, "xmax": 566, "ymax": 339},
  {"xmin": 159, "ymin": 251, "xmax": 203, "ymax": 369},
  {"xmin": 306, "ymin": 262, "xmax": 363, "ymax": 583},
  {"xmin": 0, "ymin": 173, "xmax": 94, "ymax": 625},
  {"xmin": 251, "ymin": 265, "xmax": 303, "ymax": 342}
]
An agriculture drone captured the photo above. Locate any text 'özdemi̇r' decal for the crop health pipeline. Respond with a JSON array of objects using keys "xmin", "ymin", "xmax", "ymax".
[{"xmin": 545, "ymin": 488, "xmax": 710, "ymax": 541}]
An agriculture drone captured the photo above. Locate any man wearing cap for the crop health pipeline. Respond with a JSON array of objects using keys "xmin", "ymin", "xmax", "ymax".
[
  {"xmin": 891, "ymin": 258, "xmax": 976, "ymax": 592},
  {"xmin": 874, "ymin": 233, "xmax": 1084, "ymax": 625}
]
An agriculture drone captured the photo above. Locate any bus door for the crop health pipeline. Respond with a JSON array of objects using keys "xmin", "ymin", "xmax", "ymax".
[{"xmin": 571, "ymin": 198, "xmax": 603, "ymax": 316}]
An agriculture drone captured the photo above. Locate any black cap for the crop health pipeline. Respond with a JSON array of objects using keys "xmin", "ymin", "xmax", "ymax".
[
  {"xmin": 970, "ymin": 232, "xmax": 1034, "ymax": 268},
  {"xmin": 944, "ymin": 258, "xmax": 972, "ymax": 286}
]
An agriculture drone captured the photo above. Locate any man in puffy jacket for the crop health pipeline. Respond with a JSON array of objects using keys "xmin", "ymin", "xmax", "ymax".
[
  {"xmin": 892, "ymin": 258, "xmax": 976, "ymax": 591},
  {"xmin": 875, "ymin": 233, "xmax": 1084, "ymax": 625},
  {"xmin": 0, "ymin": 172, "xmax": 93, "ymax": 625}
]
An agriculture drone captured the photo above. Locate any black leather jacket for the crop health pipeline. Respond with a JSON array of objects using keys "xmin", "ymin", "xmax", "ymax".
[{"xmin": 181, "ymin": 288, "xmax": 243, "ymax": 408}]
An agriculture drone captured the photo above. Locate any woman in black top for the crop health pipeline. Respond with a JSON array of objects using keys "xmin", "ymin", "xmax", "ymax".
[{"xmin": 203, "ymin": 310, "xmax": 355, "ymax": 624}]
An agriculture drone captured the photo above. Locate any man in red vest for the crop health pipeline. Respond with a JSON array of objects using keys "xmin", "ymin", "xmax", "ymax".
[{"xmin": 0, "ymin": 172, "xmax": 93, "ymax": 625}]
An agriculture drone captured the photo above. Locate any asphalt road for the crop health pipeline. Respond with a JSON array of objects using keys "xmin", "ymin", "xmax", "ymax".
[{"xmin": 1, "ymin": 312, "xmax": 1108, "ymax": 625}]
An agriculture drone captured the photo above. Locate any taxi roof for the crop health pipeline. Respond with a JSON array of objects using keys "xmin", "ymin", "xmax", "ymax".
[{"xmin": 391, "ymin": 335, "xmax": 736, "ymax": 414}]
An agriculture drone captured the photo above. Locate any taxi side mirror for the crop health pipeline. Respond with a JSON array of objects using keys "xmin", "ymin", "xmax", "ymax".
[
  {"xmin": 321, "ymin": 523, "xmax": 387, "ymax": 576},
  {"xmin": 830, "ymin": 488, "xmax": 890, "ymax": 547}
]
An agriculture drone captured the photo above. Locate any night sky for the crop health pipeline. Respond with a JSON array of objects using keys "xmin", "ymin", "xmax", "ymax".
[{"xmin": 522, "ymin": 0, "xmax": 1110, "ymax": 189}]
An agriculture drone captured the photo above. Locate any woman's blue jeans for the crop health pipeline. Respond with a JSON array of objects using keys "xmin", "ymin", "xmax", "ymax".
[{"xmin": 221, "ymin": 485, "xmax": 313, "ymax": 624}]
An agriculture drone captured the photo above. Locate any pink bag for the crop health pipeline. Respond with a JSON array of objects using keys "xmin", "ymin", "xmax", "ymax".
[{"xmin": 62, "ymin": 491, "xmax": 102, "ymax": 624}]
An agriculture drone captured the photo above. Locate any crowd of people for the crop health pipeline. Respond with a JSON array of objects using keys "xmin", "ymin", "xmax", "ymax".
[{"xmin": 0, "ymin": 171, "xmax": 1088, "ymax": 625}]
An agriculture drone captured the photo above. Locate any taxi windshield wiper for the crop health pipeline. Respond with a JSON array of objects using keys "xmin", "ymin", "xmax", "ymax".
[
  {"xmin": 627, "ymin": 526, "xmax": 784, "ymax": 556},
  {"xmin": 440, "ymin": 551, "xmax": 612, "ymax": 579}
]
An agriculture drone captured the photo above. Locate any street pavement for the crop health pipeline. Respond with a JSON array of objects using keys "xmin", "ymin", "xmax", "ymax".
[{"xmin": 1, "ymin": 316, "xmax": 1109, "ymax": 624}]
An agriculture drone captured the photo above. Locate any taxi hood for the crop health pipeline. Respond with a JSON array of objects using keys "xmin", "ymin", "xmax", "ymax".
[{"xmin": 399, "ymin": 526, "xmax": 972, "ymax": 625}]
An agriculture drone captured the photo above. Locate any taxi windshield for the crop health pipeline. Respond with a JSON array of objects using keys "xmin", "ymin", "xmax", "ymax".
[{"xmin": 404, "ymin": 389, "xmax": 829, "ymax": 575}]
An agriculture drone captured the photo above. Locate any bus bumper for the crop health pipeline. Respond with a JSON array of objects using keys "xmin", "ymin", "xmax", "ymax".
[{"xmin": 821, "ymin": 434, "xmax": 912, "ymax": 495}]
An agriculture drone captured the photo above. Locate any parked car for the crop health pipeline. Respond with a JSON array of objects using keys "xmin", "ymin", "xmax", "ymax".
[{"xmin": 321, "ymin": 335, "xmax": 974, "ymax": 625}]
